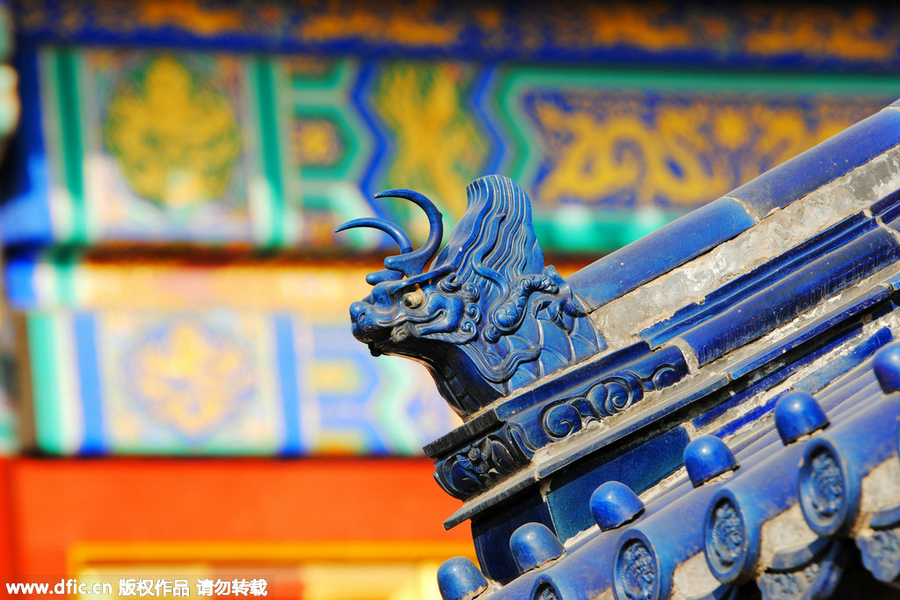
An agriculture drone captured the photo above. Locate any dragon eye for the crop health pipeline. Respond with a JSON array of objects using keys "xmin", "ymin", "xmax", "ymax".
[{"xmin": 402, "ymin": 290, "xmax": 425, "ymax": 309}]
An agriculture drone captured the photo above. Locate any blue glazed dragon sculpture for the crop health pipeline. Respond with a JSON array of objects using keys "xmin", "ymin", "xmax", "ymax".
[{"xmin": 338, "ymin": 175, "xmax": 604, "ymax": 419}]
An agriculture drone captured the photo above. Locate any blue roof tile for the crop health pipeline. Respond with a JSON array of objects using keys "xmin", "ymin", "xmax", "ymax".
[
  {"xmin": 730, "ymin": 106, "xmax": 900, "ymax": 217},
  {"xmin": 567, "ymin": 198, "xmax": 756, "ymax": 310}
]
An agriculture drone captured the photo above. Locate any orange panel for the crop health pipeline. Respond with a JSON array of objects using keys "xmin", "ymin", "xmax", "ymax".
[
  {"xmin": 9, "ymin": 458, "xmax": 468, "ymax": 577},
  {"xmin": 0, "ymin": 459, "xmax": 14, "ymax": 576}
]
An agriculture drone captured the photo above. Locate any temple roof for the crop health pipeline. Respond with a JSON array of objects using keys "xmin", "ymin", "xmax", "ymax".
[{"xmin": 426, "ymin": 100, "xmax": 900, "ymax": 598}]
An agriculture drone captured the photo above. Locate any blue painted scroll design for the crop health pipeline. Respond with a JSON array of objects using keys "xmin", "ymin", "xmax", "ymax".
[{"xmin": 339, "ymin": 174, "xmax": 604, "ymax": 419}]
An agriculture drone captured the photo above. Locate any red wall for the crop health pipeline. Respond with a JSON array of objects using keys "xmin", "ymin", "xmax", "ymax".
[{"xmin": 0, "ymin": 457, "xmax": 469, "ymax": 577}]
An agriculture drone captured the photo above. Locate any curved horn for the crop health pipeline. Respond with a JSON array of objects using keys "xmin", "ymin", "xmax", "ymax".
[
  {"xmin": 334, "ymin": 217, "xmax": 411, "ymax": 285},
  {"xmin": 335, "ymin": 218, "xmax": 413, "ymax": 253},
  {"xmin": 374, "ymin": 189, "xmax": 443, "ymax": 277}
]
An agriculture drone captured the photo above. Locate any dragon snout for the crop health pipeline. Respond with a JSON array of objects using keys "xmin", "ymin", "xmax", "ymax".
[
  {"xmin": 349, "ymin": 301, "xmax": 368, "ymax": 324},
  {"xmin": 349, "ymin": 301, "xmax": 373, "ymax": 334},
  {"xmin": 349, "ymin": 301, "xmax": 387, "ymax": 343}
]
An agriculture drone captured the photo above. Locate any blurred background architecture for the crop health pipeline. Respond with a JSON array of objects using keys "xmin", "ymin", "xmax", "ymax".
[{"xmin": 0, "ymin": 0, "xmax": 897, "ymax": 598}]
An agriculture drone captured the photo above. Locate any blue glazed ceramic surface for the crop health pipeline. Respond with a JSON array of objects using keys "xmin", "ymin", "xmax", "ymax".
[{"xmin": 342, "ymin": 98, "xmax": 900, "ymax": 599}]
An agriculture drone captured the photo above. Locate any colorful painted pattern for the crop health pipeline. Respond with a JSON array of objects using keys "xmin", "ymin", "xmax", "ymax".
[
  {"xmin": 10, "ymin": 45, "xmax": 897, "ymax": 253},
  {"xmin": 27, "ymin": 48, "xmax": 301, "ymax": 246},
  {"xmin": 12, "ymin": 258, "xmax": 460, "ymax": 456},
  {"xmin": 371, "ymin": 62, "xmax": 490, "ymax": 221},
  {"xmin": 16, "ymin": 1, "xmax": 900, "ymax": 71},
  {"xmin": 103, "ymin": 56, "xmax": 242, "ymax": 212},
  {"xmin": 522, "ymin": 92, "xmax": 882, "ymax": 208}
]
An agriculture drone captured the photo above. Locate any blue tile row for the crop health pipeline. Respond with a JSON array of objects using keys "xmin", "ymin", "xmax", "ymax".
[
  {"xmin": 712, "ymin": 343, "xmax": 892, "ymax": 443},
  {"xmin": 640, "ymin": 211, "xmax": 876, "ymax": 348},
  {"xmin": 790, "ymin": 327, "xmax": 894, "ymax": 397},
  {"xmin": 691, "ymin": 323, "xmax": 891, "ymax": 431},
  {"xmin": 679, "ymin": 227, "xmax": 900, "ymax": 366},
  {"xmin": 722, "ymin": 286, "xmax": 893, "ymax": 381},
  {"xmin": 730, "ymin": 106, "xmax": 900, "ymax": 217},
  {"xmin": 442, "ymin": 343, "xmax": 900, "ymax": 600},
  {"xmin": 444, "ymin": 250, "xmax": 900, "ymax": 568},
  {"xmin": 567, "ymin": 199, "xmax": 756, "ymax": 311},
  {"xmin": 444, "ymin": 241, "xmax": 899, "ymax": 532}
]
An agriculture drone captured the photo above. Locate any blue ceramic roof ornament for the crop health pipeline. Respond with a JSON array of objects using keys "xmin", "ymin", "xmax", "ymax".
[
  {"xmin": 591, "ymin": 481, "xmax": 644, "ymax": 531},
  {"xmin": 437, "ymin": 557, "xmax": 489, "ymax": 600},
  {"xmin": 509, "ymin": 523, "xmax": 566, "ymax": 574},
  {"xmin": 341, "ymin": 99, "xmax": 900, "ymax": 597},
  {"xmin": 774, "ymin": 391, "xmax": 829, "ymax": 444},
  {"xmin": 873, "ymin": 342, "xmax": 900, "ymax": 393},
  {"xmin": 684, "ymin": 436, "xmax": 739, "ymax": 487},
  {"xmin": 338, "ymin": 176, "xmax": 604, "ymax": 418}
]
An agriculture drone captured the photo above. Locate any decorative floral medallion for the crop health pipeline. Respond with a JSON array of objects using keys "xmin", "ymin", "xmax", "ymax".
[
  {"xmin": 707, "ymin": 498, "xmax": 745, "ymax": 574},
  {"xmin": 800, "ymin": 446, "xmax": 845, "ymax": 532},
  {"xmin": 616, "ymin": 539, "xmax": 656, "ymax": 600},
  {"xmin": 121, "ymin": 319, "xmax": 257, "ymax": 438},
  {"xmin": 104, "ymin": 56, "xmax": 241, "ymax": 211}
]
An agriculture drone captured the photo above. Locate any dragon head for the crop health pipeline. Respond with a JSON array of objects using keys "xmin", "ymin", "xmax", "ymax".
[{"xmin": 339, "ymin": 176, "xmax": 604, "ymax": 419}]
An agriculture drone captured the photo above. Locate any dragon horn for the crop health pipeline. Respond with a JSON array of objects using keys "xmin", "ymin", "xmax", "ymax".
[
  {"xmin": 374, "ymin": 189, "xmax": 444, "ymax": 277},
  {"xmin": 334, "ymin": 217, "xmax": 412, "ymax": 285},
  {"xmin": 335, "ymin": 217, "xmax": 414, "ymax": 253}
]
